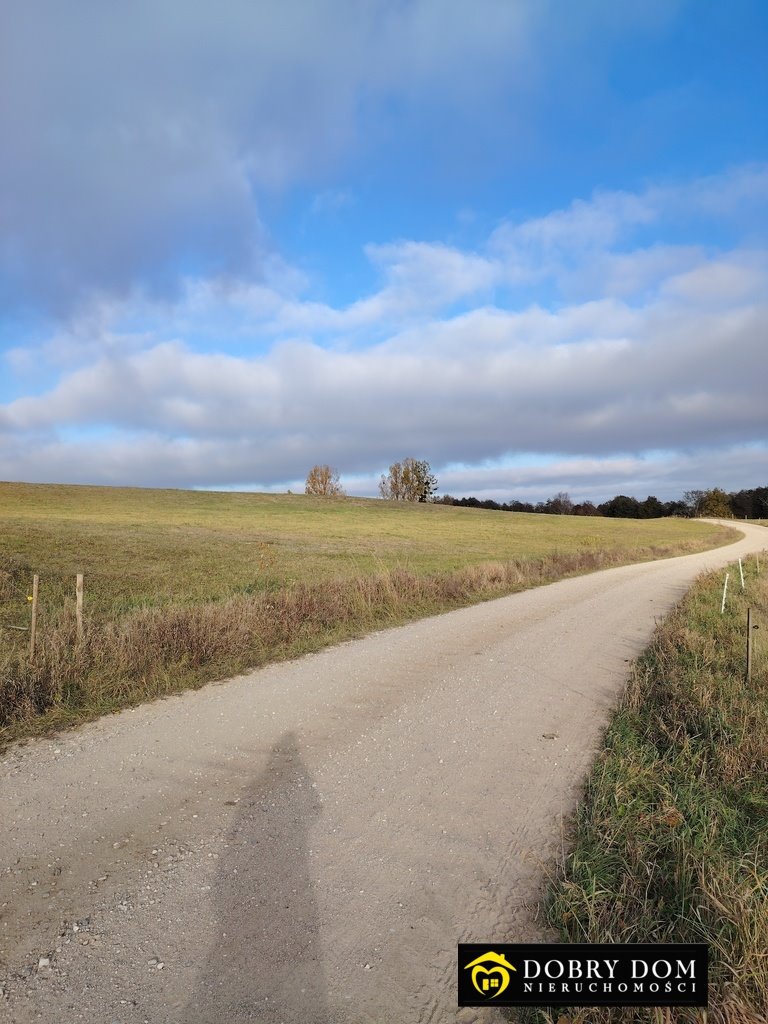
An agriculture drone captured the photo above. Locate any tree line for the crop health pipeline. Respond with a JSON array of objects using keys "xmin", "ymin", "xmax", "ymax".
[
  {"xmin": 436, "ymin": 485, "xmax": 768, "ymax": 519},
  {"xmin": 304, "ymin": 461, "xmax": 767, "ymax": 519}
]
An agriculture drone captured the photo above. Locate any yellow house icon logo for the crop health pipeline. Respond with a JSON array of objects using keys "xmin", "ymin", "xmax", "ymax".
[{"xmin": 464, "ymin": 951, "xmax": 516, "ymax": 998}]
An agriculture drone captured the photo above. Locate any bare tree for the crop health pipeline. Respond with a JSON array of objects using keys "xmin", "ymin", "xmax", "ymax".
[
  {"xmin": 305, "ymin": 465, "xmax": 345, "ymax": 496},
  {"xmin": 378, "ymin": 462, "xmax": 406, "ymax": 501},
  {"xmin": 545, "ymin": 491, "xmax": 574, "ymax": 515},
  {"xmin": 378, "ymin": 458, "xmax": 437, "ymax": 502},
  {"xmin": 683, "ymin": 489, "xmax": 706, "ymax": 517}
]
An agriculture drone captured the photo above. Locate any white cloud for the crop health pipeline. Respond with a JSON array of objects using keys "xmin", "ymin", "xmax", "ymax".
[
  {"xmin": 671, "ymin": 163, "xmax": 768, "ymax": 219},
  {"xmin": 661, "ymin": 254, "xmax": 768, "ymax": 304},
  {"xmin": 559, "ymin": 245, "xmax": 705, "ymax": 300},
  {"xmin": 493, "ymin": 189, "xmax": 656, "ymax": 256}
]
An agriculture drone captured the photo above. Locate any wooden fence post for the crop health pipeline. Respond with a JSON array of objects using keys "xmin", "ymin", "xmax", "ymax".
[
  {"xmin": 76, "ymin": 573, "xmax": 84, "ymax": 644},
  {"xmin": 29, "ymin": 574, "xmax": 39, "ymax": 659}
]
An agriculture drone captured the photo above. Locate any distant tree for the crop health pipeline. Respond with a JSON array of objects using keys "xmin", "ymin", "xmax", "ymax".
[
  {"xmin": 413, "ymin": 459, "xmax": 438, "ymax": 502},
  {"xmin": 664, "ymin": 500, "xmax": 688, "ymax": 517},
  {"xmin": 543, "ymin": 491, "xmax": 574, "ymax": 515},
  {"xmin": 599, "ymin": 495, "xmax": 642, "ymax": 519},
  {"xmin": 682, "ymin": 489, "xmax": 706, "ymax": 517},
  {"xmin": 699, "ymin": 487, "xmax": 733, "ymax": 518},
  {"xmin": 730, "ymin": 489, "xmax": 753, "ymax": 519},
  {"xmin": 305, "ymin": 464, "xmax": 345, "ymax": 497},
  {"xmin": 378, "ymin": 461, "xmax": 407, "ymax": 500},
  {"xmin": 573, "ymin": 501, "xmax": 601, "ymax": 516},
  {"xmin": 729, "ymin": 486, "xmax": 768, "ymax": 519},
  {"xmin": 379, "ymin": 458, "xmax": 437, "ymax": 502},
  {"xmin": 639, "ymin": 495, "xmax": 666, "ymax": 519}
]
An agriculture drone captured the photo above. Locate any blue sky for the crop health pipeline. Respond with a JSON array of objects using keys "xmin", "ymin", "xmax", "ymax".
[{"xmin": 1, "ymin": 0, "xmax": 766, "ymax": 502}]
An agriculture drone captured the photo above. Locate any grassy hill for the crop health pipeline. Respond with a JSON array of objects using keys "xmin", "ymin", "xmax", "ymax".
[
  {"xmin": 0, "ymin": 482, "xmax": 736, "ymax": 745},
  {"xmin": 0, "ymin": 481, "xmax": 735, "ymax": 608}
]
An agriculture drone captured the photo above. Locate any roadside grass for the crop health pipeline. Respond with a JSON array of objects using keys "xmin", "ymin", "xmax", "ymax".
[
  {"xmin": 0, "ymin": 482, "xmax": 737, "ymax": 747},
  {"xmin": 527, "ymin": 554, "xmax": 768, "ymax": 1024}
]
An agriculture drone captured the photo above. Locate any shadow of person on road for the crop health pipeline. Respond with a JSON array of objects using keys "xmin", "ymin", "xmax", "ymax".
[{"xmin": 179, "ymin": 731, "xmax": 329, "ymax": 1024}]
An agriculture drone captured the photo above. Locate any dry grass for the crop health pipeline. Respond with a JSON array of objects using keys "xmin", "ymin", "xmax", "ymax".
[
  {"xmin": 0, "ymin": 482, "xmax": 738, "ymax": 747},
  {"xmin": 0, "ymin": 549, "xmax": 690, "ymax": 746},
  {"xmin": 534, "ymin": 554, "xmax": 768, "ymax": 1024}
]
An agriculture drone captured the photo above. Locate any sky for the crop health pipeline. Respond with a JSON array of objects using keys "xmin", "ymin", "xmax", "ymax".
[{"xmin": 1, "ymin": 0, "xmax": 767, "ymax": 503}]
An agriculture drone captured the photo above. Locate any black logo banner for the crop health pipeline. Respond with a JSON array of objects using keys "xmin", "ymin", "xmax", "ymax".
[{"xmin": 458, "ymin": 943, "xmax": 708, "ymax": 1007}]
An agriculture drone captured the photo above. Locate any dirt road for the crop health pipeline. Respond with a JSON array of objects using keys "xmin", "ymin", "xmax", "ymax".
[{"xmin": 1, "ymin": 522, "xmax": 765, "ymax": 1023}]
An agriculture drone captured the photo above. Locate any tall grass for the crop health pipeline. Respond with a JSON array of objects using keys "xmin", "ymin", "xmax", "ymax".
[
  {"xmin": 0, "ymin": 544, "xmax": 720, "ymax": 748},
  {"xmin": 536, "ymin": 556, "xmax": 768, "ymax": 1024}
]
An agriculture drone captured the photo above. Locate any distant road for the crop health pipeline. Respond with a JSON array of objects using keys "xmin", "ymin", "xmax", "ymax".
[{"xmin": 1, "ymin": 521, "xmax": 765, "ymax": 1024}]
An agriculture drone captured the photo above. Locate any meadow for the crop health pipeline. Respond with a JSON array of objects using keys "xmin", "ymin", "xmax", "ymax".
[{"xmin": 0, "ymin": 481, "xmax": 735, "ymax": 745}]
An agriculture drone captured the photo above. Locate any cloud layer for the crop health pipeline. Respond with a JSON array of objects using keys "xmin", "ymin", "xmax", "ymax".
[{"xmin": 2, "ymin": 166, "xmax": 767, "ymax": 500}]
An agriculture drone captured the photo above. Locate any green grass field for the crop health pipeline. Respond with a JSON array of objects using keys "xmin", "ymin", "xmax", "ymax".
[{"xmin": 0, "ymin": 482, "xmax": 737, "ymax": 745}]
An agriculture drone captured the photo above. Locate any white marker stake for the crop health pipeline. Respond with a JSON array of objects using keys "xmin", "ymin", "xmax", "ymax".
[
  {"xmin": 738, "ymin": 558, "xmax": 745, "ymax": 591},
  {"xmin": 721, "ymin": 572, "xmax": 729, "ymax": 614}
]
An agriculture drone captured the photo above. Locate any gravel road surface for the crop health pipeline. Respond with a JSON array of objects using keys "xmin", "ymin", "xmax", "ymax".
[{"xmin": 1, "ymin": 521, "xmax": 765, "ymax": 1024}]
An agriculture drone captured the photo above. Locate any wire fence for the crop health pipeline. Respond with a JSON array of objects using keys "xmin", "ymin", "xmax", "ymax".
[
  {"xmin": 0, "ymin": 557, "xmax": 158, "ymax": 619},
  {"xmin": 5, "ymin": 551, "xmax": 764, "ymax": 677},
  {"xmin": 0, "ymin": 568, "xmax": 33, "ymax": 632},
  {"xmin": 1, "ymin": 562, "xmax": 88, "ymax": 641}
]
